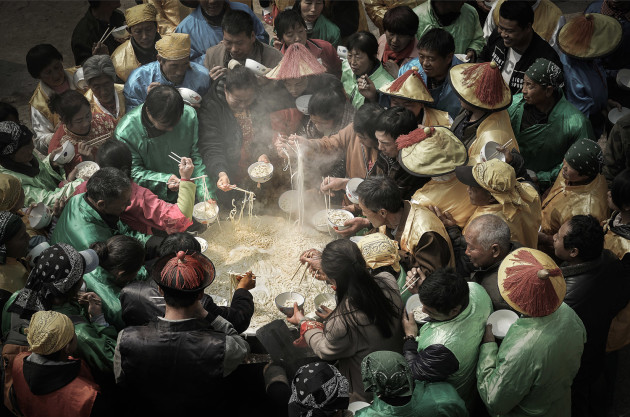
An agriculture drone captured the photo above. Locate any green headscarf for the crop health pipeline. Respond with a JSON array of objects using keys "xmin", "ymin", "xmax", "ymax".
[
  {"xmin": 564, "ymin": 138, "xmax": 603, "ymax": 177},
  {"xmin": 361, "ymin": 351, "xmax": 414, "ymax": 398},
  {"xmin": 525, "ymin": 58, "xmax": 564, "ymax": 89}
]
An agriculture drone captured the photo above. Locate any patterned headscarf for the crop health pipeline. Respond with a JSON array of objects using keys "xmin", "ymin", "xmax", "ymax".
[
  {"xmin": 8, "ymin": 243, "xmax": 85, "ymax": 319},
  {"xmin": 288, "ymin": 362, "xmax": 349, "ymax": 417},
  {"xmin": 0, "ymin": 211, "xmax": 24, "ymax": 265},
  {"xmin": 564, "ymin": 138, "xmax": 603, "ymax": 178},
  {"xmin": 26, "ymin": 311, "xmax": 75, "ymax": 355},
  {"xmin": 357, "ymin": 233, "xmax": 401, "ymax": 273},
  {"xmin": 361, "ymin": 351, "xmax": 414, "ymax": 398},
  {"xmin": 0, "ymin": 173, "xmax": 22, "ymax": 211},
  {"xmin": 525, "ymin": 58, "xmax": 564, "ymax": 89},
  {"xmin": 0, "ymin": 122, "xmax": 39, "ymax": 178}
]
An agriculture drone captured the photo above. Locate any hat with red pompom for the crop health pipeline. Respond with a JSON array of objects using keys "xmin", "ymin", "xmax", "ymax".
[
  {"xmin": 152, "ymin": 251, "xmax": 215, "ymax": 292},
  {"xmin": 558, "ymin": 13, "xmax": 622, "ymax": 60},
  {"xmin": 449, "ymin": 61, "xmax": 512, "ymax": 111},
  {"xmin": 265, "ymin": 43, "xmax": 326, "ymax": 80},
  {"xmin": 378, "ymin": 67, "xmax": 434, "ymax": 103}
]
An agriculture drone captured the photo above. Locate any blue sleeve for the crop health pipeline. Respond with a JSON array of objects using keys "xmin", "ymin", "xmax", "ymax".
[{"xmin": 123, "ymin": 74, "xmax": 146, "ymax": 112}]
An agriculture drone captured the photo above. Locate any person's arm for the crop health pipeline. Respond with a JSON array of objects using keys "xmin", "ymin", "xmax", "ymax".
[
  {"xmin": 188, "ymin": 112, "xmax": 217, "ymax": 200},
  {"xmin": 131, "ymin": 183, "xmax": 193, "ymax": 234},
  {"xmin": 403, "ymin": 341, "xmax": 460, "ymax": 383},
  {"xmin": 404, "ymin": 231, "xmax": 452, "ymax": 274},
  {"xmin": 477, "ymin": 30, "xmax": 497, "ymax": 63},
  {"xmin": 304, "ymin": 312, "xmax": 356, "ymax": 361},
  {"xmin": 466, "ymin": 8, "xmax": 485, "ymax": 56},
  {"xmin": 535, "ymin": 162, "xmax": 563, "ymax": 190},
  {"xmin": 202, "ymin": 288, "xmax": 254, "ymax": 334},
  {"xmin": 209, "ymin": 315, "xmax": 250, "ymax": 376},
  {"xmin": 122, "ymin": 79, "xmax": 145, "ymax": 113},
  {"xmin": 309, "ymin": 124, "xmax": 353, "ymax": 153},
  {"xmin": 74, "ymin": 319, "xmax": 119, "ymax": 375},
  {"xmin": 445, "ymin": 224, "xmax": 473, "ymax": 279},
  {"xmin": 197, "ymin": 101, "xmax": 229, "ymax": 178},
  {"xmin": 482, "ymin": 1, "xmax": 498, "ymax": 39},
  {"xmin": 31, "ymin": 106, "xmax": 56, "ymax": 153}
]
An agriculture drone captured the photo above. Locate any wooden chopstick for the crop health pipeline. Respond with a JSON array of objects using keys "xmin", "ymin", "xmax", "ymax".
[
  {"xmin": 487, "ymin": 138, "xmax": 514, "ymax": 161},
  {"xmin": 168, "ymin": 154, "xmax": 180, "ymax": 164},
  {"xmin": 401, "ymin": 273, "xmax": 421, "ymax": 295}
]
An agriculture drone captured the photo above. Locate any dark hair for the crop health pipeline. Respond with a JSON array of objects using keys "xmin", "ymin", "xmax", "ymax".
[
  {"xmin": 612, "ymin": 168, "xmax": 630, "ymax": 211},
  {"xmin": 346, "ymin": 31, "xmax": 379, "ymax": 65},
  {"xmin": 353, "ymin": 103, "xmax": 383, "ymax": 143},
  {"xmin": 308, "ymin": 73, "xmax": 346, "ymax": 98},
  {"xmin": 355, "ymin": 176, "xmax": 404, "ymax": 213},
  {"xmin": 161, "ymin": 286, "xmax": 202, "ymax": 308},
  {"xmin": 417, "ymin": 27, "xmax": 455, "ymax": 57},
  {"xmin": 0, "ymin": 103, "xmax": 19, "ymax": 123},
  {"xmin": 274, "ymin": 9, "xmax": 306, "ymax": 40},
  {"xmin": 499, "ymin": 1, "xmax": 534, "ymax": 29},
  {"xmin": 564, "ymin": 215, "xmax": 604, "ymax": 262},
  {"xmin": 225, "ymin": 66, "xmax": 258, "ymax": 93},
  {"xmin": 86, "ymin": 167, "xmax": 131, "ymax": 202},
  {"xmin": 96, "ymin": 140, "xmax": 132, "ymax": 178},
  {"xmin": 157, "ymin": 233, "xmax": 201, "ymax": 257},
  {"xmin": 91, "ymin": 235, "xmax": 145, "ymax": 277},
  {"xmin": 321, "ymin": 239, "xmax": 401, "ymax": 338},
  {"xmin": 48, "ymin": 90, "xmax": 90, "ymax": 124},
  {"xmin": 145, "ymin": 85, "xmax": 184, "ymax": 127},
  {"xmin": 308, "ymin": 88, "xmax": 346, "ymax": 122},
  {"xmin": 222, "ymin": 9, "xmax": 254, "ymax": 37},
  {"xmin": 418, "ymin": 268, "xmax": 469, "ymax": 316},
  {"xmin": 26, "ymin": 44, "xmax": 63, "ymax": 79},
  {"xmin": 374, "ymin": 107, "xmax": 417, "ymax": 139},
  {"xmin": 383, "ymin": 6, "xmax": 419, "ymax": 37}
]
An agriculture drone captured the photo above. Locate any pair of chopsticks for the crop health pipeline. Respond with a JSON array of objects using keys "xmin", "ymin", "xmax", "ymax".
[
  {"xmin": 487, "ymin": 138, "xmax": 514, "ymax": 161},
  {"xmin": 290, "ymin": 263, "xmax": 309, "ymax": 284},
  {"xmin": 84, "ymin": 132, "xmax": 112, "ymax": 147},
  {"xmin": 168, "ymin": 151, "xmax": 184, "ymax": 164},
  {"xmin": 97, "ymin": 26, "xmax": 115, "ymax": 45},
  {"xmin": 401, "ymin": 273, "xmax": 422, "ymax": 295},
  {"xmin": 165, "ymin": 174, "xmax": 206, "ymax": 183}
]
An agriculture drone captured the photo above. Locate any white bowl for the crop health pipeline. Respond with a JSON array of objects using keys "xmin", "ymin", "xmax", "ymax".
[
  {"xmin": 312, "ymin": 209, "xmax": 331, "ymax": 233},
  {"xmin": 608, "ymin": 107, "xmax": 630, "ymax": 125},
  {"xmin": 480, "ymin": 140, "xmax": 506, "ymax": 163},
  {"xmin": 53, "ymin": 140, "xmax": 75, "ymax": 165},
  {"xmin": 454, "ymin": 53, "xmax": 470, "ymax": 63},
  {"xmin": 27, "ymin": 242, "xmax": 50, "ymax": 267},
  {"xmin": 178, "ymin": 87, "xmax": 202, "ymax": 105},
  {"xmin": 348, "ymin": 401, "xmax": 370, "ymax": 414},
  {"xmin": 295, "ymin": 95, "xmax": 312, "ymax": 115},
  {"xmin": 275, "ymin": 291, "xmax": 305, "ymax": 317},
  {"xmin": 345, "ymin": 178, "xmax": 363, "ymax": 204},
  {"xmin": 29, "ymin": 203, "xmax": 52, "ymax": 229},
  {"xmin": 337, "ymin": 45, "xmax": 348, "ymax": 59},
  {"xmin": 617, "ymin": 68, "xmax": 630, "ymax": 90},
  {"xmin": 245, "ymin": 58, "xmax": 270, "ymax": 76},
  {"xmin": 487, "ymin": 309, "xmax": 519, "ymax": 338},
  {"xmin": 75, "ymin": 161, "xmax": 100, "ymax": 179},
  {"xmin": 110, "ymin": 25, "xmax": 129, "ymax": 40},
  {"xmin": 193, "ymin": 201, "xmax": 219, "ymax": 224},
  {"xmin": 210, "ymin": 294, "xmax": 228, "ymax": 307},
  {"xmin": 278, "ymin": 190, "xmax": 299, "ymax": 213},
  {"xmin": 194, "ymin": 236, "xmax": 208, "ymax": 252},
  {"xmin": 406, "ymin": 294, "xmax": 429, "ymax": 324},
  {"xmin": 327, "ymin": 209, "xmax": 354, "ymax": 231},
  {"xmin": 248, "ymin": 161, "xmax": 274, "ymax": 183},
  {"xmin": 73, "ymin": 67, "xmax": 87, "ymax": 90},
  {"xmin": 314, "ymin": 293, "xmax": 336, "ymax": 313}
]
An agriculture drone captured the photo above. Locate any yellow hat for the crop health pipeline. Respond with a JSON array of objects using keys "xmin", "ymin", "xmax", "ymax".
[
  {"xmin": 26, "ymin": 311, "xmax": 75, "ymax": 356},
  {"xmin": 0, "ymin": 173, "xmax": 22, "ymax": 211},
  {"xmin": 378, "ymin": 67, "xmax": 433, "ymax": 103},
  {"xmin": 397, "ymin": 126, "xmax": 468, "ymax": 177},
  {"xmin": 498, "ymin": 248, "xmax": 566, "ymax": 317},
  {"xmin": 449, "ymin": 62, "xmax": 512, "ymax": 111},
  {"xmin": 265, "ymin": 43, "xmax": 326, "ymax": 80},
  {"xmin": 558, "ymin": 13, "xmax": 622, "ymax": 60},
  {"xmin": 357, "ymin": 233, "xmax": 401, "ymax": 273},
  {"xmin": 124, "ymin": 3, "xmax": 158, "ymax": 28},
  {"xmin": 155, "ymin": 33, "xmax": 191, "ymax": 61}
]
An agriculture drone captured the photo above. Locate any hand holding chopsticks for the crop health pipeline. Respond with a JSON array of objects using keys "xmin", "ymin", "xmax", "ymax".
[
  {"xmin": 401, "ymin": 267, "xmax": 426, "ymax": 295},
  {"xmin": 487, "ymin": 138, "xmax": 514, "ymax": 162}
]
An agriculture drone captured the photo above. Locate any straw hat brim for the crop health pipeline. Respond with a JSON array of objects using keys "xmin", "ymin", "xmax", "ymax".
[
  {"xmin": 449, "ymin": 64, "xmax": 512, "ymax": 111},
  {"xmin": 378, "ymin": 77, "xmax": 434, "ymax": 104},
  {"xmin": 558, "ymin": 14, "xmax": 623, "ymax": 60}
]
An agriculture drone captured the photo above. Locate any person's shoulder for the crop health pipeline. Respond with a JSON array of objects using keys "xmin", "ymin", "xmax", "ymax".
[
  {"xmin": 228, "ymin": 1, "xmax": 253, "ymax": 13},
  {"xmin": 190, "ymin": 61, "xmax": 210, "ymax": 75},
  {"xmin": 413, "ymin": 1, "xmax": 430, "ymax": 15}
]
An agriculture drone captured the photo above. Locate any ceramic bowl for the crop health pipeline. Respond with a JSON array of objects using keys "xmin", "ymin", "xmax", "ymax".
[
  {"xmin": 345, "ymin": 178, "xmax": 363, "ymax": 204},
  {"xmin": 278, "ymin": 190, "xmax": 299, "ymax": 214},
  {"xmin": 480, "ymin": 140, "xmax": 506, "ymax": 163},
  {"xmin": 616, "ymin": 68, "xmax": 630, "ymax": 91},
  {"xmin": 194, "ymin": 236, "xmax": 208, "ymax": 252},
  {"xmin": 314, "ymin": 293, "xmax": 336, "ymax": 313},
  {"xmin": 73, "ymin": 67, "xmax": 87, "ymax": 90},
  {"xmin": 29, "ymin": 203, "xmax": 52, "ymax": 229},
  {"xmin": 608, "ymin": 107, "xmax": 630, "ymax": 124},
  {"xmin": 110, "ymin": 25, "xmax": 129, "ymax": 40},
  {"xmin": 192, "ymin": 201, "xmax": 219, "ymax": 224},
  {"xmin": 312, "ymin": 209, "xmax": 330, "ymax": 233},
  {"xmin": 275, "ymin": 291, "xmax": 305, "ymax": 317},
  {"xmin": 27, "ymin": 242, "xmax": 50, "ymax": 267},
  {"xmin": 53, "ymin": 140, "xmax": 75, "ymax": 165},
  {"xmin": 248, "ymin": 161, "xmax": 274, "ymax": 183},
  {"xmin": 337, "ymin": 45, "xmax": 348, "ymax": 59},
  {"xmin": 178, "ymin": 87, "xmax": 202, "ymax": 105},
  {"xmin": 210, "ymin": 294, "xmax": 228, "ymax": 307},
  {"xmin": 406, "ymin": 294, "xmax": 429, "ymax": 324},
  {"xmin": 327, "ymin": 209, "xmax": 354, "ymax": 231},
  {"xmin": 295, "ymin": 95, "xmax": 312, "ymax": 115},
  {"xmin": 487, "ymin": 309, "xmax": 519, "ymax": 338},
  {"xmin": 245, "ymin": 58, "xmax": 270, "ymax": 76},
  {"xmin": 75, "ymin": 161, "xmax": 100, "ymax": 179}
]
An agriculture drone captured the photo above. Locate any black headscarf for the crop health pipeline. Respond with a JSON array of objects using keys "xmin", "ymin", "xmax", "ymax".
[
  {"xmin": 0, "ymin": 211, "xmax": 24, "ymax": 264},
  {"xmin": 0, "ymin": 122, "xmax": 40, "ymax": 177},
  {"xmin": 288, "ymin": 362, "xmax": 349, "ymax": 417}
]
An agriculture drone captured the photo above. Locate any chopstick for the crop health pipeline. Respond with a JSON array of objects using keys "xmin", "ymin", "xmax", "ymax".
[
  {"xmin": 83, "ymin": 132, "xmax": 112, "ymax": 146},
  {"xmin": 488, "ymin": 138, "xmax": 514, "ymax": 160},
  {"xmin": 97, "ymin": 26, "xmax": 114, "ymax": 45},
  {"xmin": 401, "ymin": 273, "xmax": 422, "ymax": 295},
  {"xmin": 290, "ymin": 263, "xmax": 305, "ymax": 280},
  {"xmin": 189, "ymin": 175, "xmax": 207, "ymax": 181},
  {"xmin": 168, "ymin": 154, "xmax": 180, "ymax": 164},
  {"xmin": 170, "ymin": 151, "xmax": 183, "ymax": 159}
]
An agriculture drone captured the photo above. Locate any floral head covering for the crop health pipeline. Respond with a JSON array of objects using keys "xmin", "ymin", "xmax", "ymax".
[
  {"xmin": 357, "ymin": 233, "xmax": 401, "ymax": 273},
  {"xmin": 0, "ymin": 122, "xmax": 39, "ymax": 178},
  {"xmin": 26, "ymin": 311, "xmax": 75, "ymax": 355},
  {"xmin": 288, "ymin": 362, "xmax": 349, "ymax": 417},
  {"xmin": 361, "ymin": 351, "xmax": 414, "ymax": 398},
  {"xmin": 0, "ymin": 211, "xmax": 24, "ymax": 264},
  {"xmin": 564, "ymin": 138, "xmax": 603, "ymax": 178},
  {"xmin": 525, "ymin": 58, "xmax": 564, "ymax": 89},
  {"xmin": 0, "ymin": 173, "xmax": 22, "ymax": 211}
]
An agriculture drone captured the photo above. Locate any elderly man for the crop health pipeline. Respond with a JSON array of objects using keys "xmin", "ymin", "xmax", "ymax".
[
  {"xmin": 114, "ymin": 251, "xmax": 249, "ymax": 415},
  {"xmin": 82, "ymin": 55, "xmax": 126, "ymax": 123},
  {"xmin": 123, "ymin": 33, "xmax": 210, "ymax": 111},
  {"xmin": 116, "ymin": 85, "xmax": 213, "ymax": 203},
  {"xmin": 111, "ymin": 3, "xmax": 161, "ymax": 82},
  {"xmin": 175, "ymin": 0, "xmax": 267, "ymax": 64},
  {"xmin": 553, "ymin": 215, "xmax": 630, "ymax": 417},
  {"xmin": 477, "ymin": 248, "xmax": 586, "ymax": 416}
]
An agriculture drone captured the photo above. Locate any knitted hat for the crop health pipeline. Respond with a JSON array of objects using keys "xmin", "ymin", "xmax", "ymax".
[
  {"xmin": 558, "ymin": 13, "xmax": 622, "ymax": 60},
  {"xmin": 124, "ymin": 3, "xmax": 158, "ymax": 28},
  {"xmin": 155, "ymin": 33, "xmax": 191, "ymax": 61},
  {"xmin": 564, "ymin": 138, "xmax": 603, "ymax": 177},
  {"xmin": 525, "ymin": 58, "xmax": 564, "ymax": 89},
  {"xmin": 498, "ymin": 248, "xmax": 566, "ymax": 317},
  {"xmin": 152, "ymin": 251, "xmax": 215, "ymax": 292},
  {"xmin": 26, "ymin": 311, "xmax": 75, "ymax": 355},
  {"xmin": 397, "ymin": 126, "xmax": 468, "ymax": 177},
  {"xmin": 357, "ymin": 233, "xmax": 401, "ymax": 273},
  {"xmin": 449, "ymin": 62, "xmax": 512, "ymax": 111},
  {"xmin": 265, "ymin": 43, "xmax": 326, "ymax": 80},
  {"xmin": 378, "ymin": 67, "xmax": 434, "ymax": 103}
]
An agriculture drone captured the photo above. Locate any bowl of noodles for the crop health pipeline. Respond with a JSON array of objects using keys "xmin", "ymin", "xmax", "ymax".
[
  {"xmin": 275, "ymin": 292, "xmax": 305, "ymax": 317},
  {"xmin": 406, "ymin": 294, "xmax": 429, "ymax": 324},
  {"xmin": 75, "ymin": 161, "xmax": 100, "ymax": 179},
  {"xmin": 327, "ymin": 209, "xmax": 354, "ymax": 231},
  {"xmin": 193, "ymin": 201, "xmax": 219, "ymax": 224},
  {"xmin": 248, "ymin": 161, "xmax": 274, "ymax": 183}
]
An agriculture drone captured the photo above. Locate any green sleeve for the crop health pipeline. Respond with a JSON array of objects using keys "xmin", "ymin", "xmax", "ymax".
[
  {"xmin": 74, "ymin": 320, "xmax": 119, "ymax": 374},
  {"xmin": 83, "ymin": 268, "xmax": 125, "ymax": 331},
  {"xmin": 467, "ymin": 9, "xmax": 485, "ymax": 54},
  {"xmin": 534, "ymin": 161, "xmax": 563, "ymax": 189},
  {"xmin": 125, "ymin": 144, "xmax": 172, "ymax": 201},
  {"xmin": 117, "ymin": 221, "xmax": 150, "ymax": 246},
  {"xmin": 177, "ymin": 180, "xmax": 196, "ymax": 219},
  {"xmin": 22, "ymin": 156, "xmax": 84, "ymax": 207}
]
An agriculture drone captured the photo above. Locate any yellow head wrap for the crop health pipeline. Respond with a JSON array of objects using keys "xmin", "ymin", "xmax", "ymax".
[
  {"xmin": 26, "ymin": 311, "xmax": 75, "ymax": 356},
  {"xmin": 124, "ymin": 3, "xmax": 158, "ymax": 28},
  {"xmin": 357, "ymin": 233, "xmax": 401, "ymax": 273},
  {"xmin": 0, "ymin": 173, "xmax": 22, "ymax": 211},
  {"xmin": 155, "ymin": 33, "xmax": 191, "ymax": 61}
]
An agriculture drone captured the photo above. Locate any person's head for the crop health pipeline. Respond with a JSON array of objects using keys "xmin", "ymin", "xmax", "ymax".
[
  {"xmin": 222, "ymin": 10, "xmax": 256, "ymax": 61},
  {"xmin": 200, "ymin": 0, "xmax": 227, "ymax": 17},
  {"xmin": 26, "ymin": 311, "xmax": 77, "ymax": 360},
  {"xmin": 562, "ymin": 138, "xmax": 602, "ymax": 183},
  {"xmin": 610, "ymin": 168, "xmax": 630, "ymax": 213},
  {"xmin": 374, "ymin": 107, "xmax": 417, "ymax": 158},
  {"xmin": 224, "ymin": 66, "xmax": 258, "ymax": 112},
  {"xmin": 153, "ymin": 251, "xmax": 215, "ymax": 308},
  {"xmin": 417, "ymin": 28, "xmax": 454, "ymax": 80},
  {"xmin": 455, "ymin": 161, "xmax": 519, "ymax": 207},
  {"xmin": 87, "ymin": 0, "xmax": 121, "ymax": 13},
  {"xmin": 0, "ymin": 102, "xmax": 19, "ymax": 123},
  {"xmin": 144, "ymin": 85, "xmax": 185, "ymax": 132},
  {"xmin": 389, "ymin": 96, "xmax": 424, "ymax": 119},
  {"xmin": 83, "ymin": 55, "xmax": 116, "ymax": 105},
  {"xmin": 355, "ymin": 176, "xmax": 404, "ymax": 228},
  {"xmin": 321, "ymin": 239, "xmax": 401, "ymax": 338},
  {"xmin": 124, "ymin": 3, "xmax": 158, "ymax": 49},
  {"xmin": 283, "ymin": 77, "xmax": 309, "ymax": 98},
  {"xmin": 0, "ymin": 211, "xmax": 29, "ymax": 261},
  {"xmin": 307, "ymin": 88, "xmax": 347, "ymax": 135},
  {"xmin": 0, "ymin": 174, "xmax": 25, "ymax": 213},
  {"xmin": 464, "ymin": 214, "xmax": 511, "ymax": 268},
  {"xmin": 288, "ymin": 362, "xmax": 349, "ymax": 417},
  {"xmin": 522, "ymin": 58, "xmax": 564, "ymax": 107},
  {"xmin": 155, "ymin": 33, "xmax": 192, "ymax": 84},
  {"xmin": 86, "ymin": 167, "xmax": 132, "ymax": 217},
  {"xmin": 48, "ymin": 90, "xmax": 92, "ymax": 136},
  {"xmin": 498, "ymin": 1, "xmax": 534, "ymax": 50},
  {"xmin": 431, "ymin": 0, "xmax": 465, "ymax": 22},
  {"xmin": 383, "ymin": 6, "xmax": 419, "ymax": 53},
  {"xmin": 553, "ymin": 215, "xmax": 604, "ymax": 263},
  {"xmin": 353, "ymin": 103, "xmax": 383, "ymax": 149},
  {"xmin": 274, "ymin": 9, "xmax": 308, "ymax": 47},
  {"xmin": 418, "ymin": 268, "xmax": 469, "ymax": 321},
  {"xmin": 0, "ymin": 122, "xmax": 36, "ymax": 165},
  {"xmin": 362, "ymin": 351, "xmax": 413, "ymax": 400},
  {"xmin": 346, "ymin": 31, "xmax": 379, "ymax": 77},
  {"xmin": 91, "ymin": 235, "xmax": 145, "ymax": 286},
  {"xmin": 95, "ymin": 140, "xmax": 133, "ymax": 178},
  {"xmin": 293, "ymin": 0, "xmax": 325, "ymax": 24},
  {"xmin": 26, "ymin": 44, "xmax": 65, "ymax": 88},
  {"xmin": 158, "ymin": 233, "xmax": 202, "ymax": 257}
]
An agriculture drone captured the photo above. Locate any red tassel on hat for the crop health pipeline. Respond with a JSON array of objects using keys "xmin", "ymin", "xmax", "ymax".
[
  {"xmin": 503, "ymin": 250, "xmax": 561, "ymax": 317},
  {"xmin": 274, "ymin": 43, "xmax": 326, "ymax": 79},
  {"xmin": 396, "ymin": 127, "xmax": 434, "ymax": 150},
  {"xmin": 388, "ymin": 67, "xmax": 428, "ymax": 93},
  {"xmin": 563, "ymin": 14, "xmax": 595, "ymax": 54},
  {"xmin": 160, "ymin": 251, "xmax": 205, "ymax": 290},
  {"xmin": 461, "ymin": 62, "xmax": 505, "ymax": 107}
]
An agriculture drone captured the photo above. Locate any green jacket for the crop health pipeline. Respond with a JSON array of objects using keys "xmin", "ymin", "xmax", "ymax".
[
  {"xmin": 114, "ymin": 105, "xmax": 214, "ymax": 203},
  {"xmin": 477, "ymin": 303, "xmax": 586, "ymax": 417},
  {"xmin": 312, "ymin": 15, "xmax": 341, "ymax": 48},
  {"xmin": 508, "ymin": 92, "xmax": 594, "ymax": 188},
  {"xmin": 416, "ymin": 282, "xmax": 493, "ymax": 408},
  {"xmin": 0, "ymin": 154, "xmax": 83, "ymax": 207},
  {"xmin": 414, "ymin": 0, "xmax": 485, "ymax": 55},
  {"xmin": 341, "ymin": 60, "xmax": 394, "ymax": 109},
  {"xmin": 356, "ymin": 381, "xmax": 468, "ymax": 417},
  {"xmin": 83, "ymin": 266, "xmax": 125, "ymax": 331}
]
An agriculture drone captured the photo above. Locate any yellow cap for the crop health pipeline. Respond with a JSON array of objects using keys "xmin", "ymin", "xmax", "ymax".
[
  {"xmin": 26, "ymin": 311, "xmax": 75, "ymax": 356},
  {"xmin": 558, "ymin": 13, "xmax": 622, "ymax": 59},
  {"xmin": 155, "ymin": 33, "xmax": 191, "ymax": 61},
  {"xmin": 357, "ymin": 232, "xmax": 401, "ymax": 273},
  {"xmin": 124, "ymin": 3, "xmax": 158, "ymax": 28},
  {"xmin": 378, "ymin": 67, "xmax": 434, "ymax": 103},
  {"xmin": 398, "ymin": 126, "xmax": 468, "ymax": 177}
]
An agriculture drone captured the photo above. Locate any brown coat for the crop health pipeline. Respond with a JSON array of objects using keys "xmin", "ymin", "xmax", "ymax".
[{"xmin": 203, "ymin": 40, "xmax": 283, "ymax": 70}]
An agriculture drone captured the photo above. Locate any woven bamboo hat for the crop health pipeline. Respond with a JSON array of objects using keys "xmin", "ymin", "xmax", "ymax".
[
  {"xmin": 558, "ymin": 13, "xmax": 622, "ymax": 60},
  {"xmin": 449, "ymin": 61, "xmax": 512, "ymax": 111},
  {"xmin": 378, "ymin": 67, "xmax": 434, "ymax": 103},
  {"xmin": 265, "ymin": 43, "xmax": 326, "ymax": 80},
  {"xmin": 397, "ymin": 126, "xmax": 468, "ymax": 177}
]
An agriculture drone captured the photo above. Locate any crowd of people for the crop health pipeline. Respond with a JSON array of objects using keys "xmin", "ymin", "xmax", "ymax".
[{"xmin": 1, "ymin": 0, "xmax": 630, "ymax": 416}]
